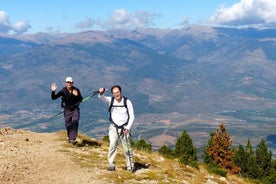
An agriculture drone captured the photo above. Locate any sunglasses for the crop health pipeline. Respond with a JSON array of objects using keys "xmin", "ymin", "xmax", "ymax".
[{"xmin": 66, "ymin": 81, "xmax": 73, "ymax": 83}]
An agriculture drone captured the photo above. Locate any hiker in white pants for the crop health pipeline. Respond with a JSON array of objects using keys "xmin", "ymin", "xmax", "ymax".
[{"xmin": 98, "ymin": 85, "xmax": 135, "ymax": 172}]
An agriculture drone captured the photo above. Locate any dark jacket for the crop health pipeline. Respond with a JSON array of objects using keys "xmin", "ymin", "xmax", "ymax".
[{"xmin": 51, "ymin": 86, "xmax": 83, "ymax": 110}]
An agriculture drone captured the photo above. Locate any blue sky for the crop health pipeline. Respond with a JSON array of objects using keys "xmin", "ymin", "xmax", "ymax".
[{"xmin": 1, "ymin": 0, "xmax": 276, "ymax": 34}]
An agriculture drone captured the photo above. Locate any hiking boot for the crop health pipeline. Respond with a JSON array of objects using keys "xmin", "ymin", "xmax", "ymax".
[
  {"xmin": 131, "ymin": 167, "xmax": 136, "ymax": 173},
  {"xmin": 69, "ymin": 140, "xmax": 77, "ymax": 145},
  {"xmin": 144, "ymin": 163, "xmax": 151, "ymax": 168},
  {"xmin": 124, "ymin": 166, "xmax": 135, "ymax": 173},
  {"xmin": 107, "ymin": 166, "xmax": 115, "ymax": 171}
]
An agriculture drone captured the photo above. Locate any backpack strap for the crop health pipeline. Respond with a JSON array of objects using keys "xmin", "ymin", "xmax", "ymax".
[
  {"xmin": 60, "ymin": 87, "xmax": 67, "ymax": 108},
  {"xmin": 108, "ymin": 96, "xmax": 115, "ymax": 113},
  {"xmin": 124, "ymin": 97, "xmax": 129, "ymax": 124},
  {"xmin": 109, "ymin": 96, "xmax": 129, "ymax": 128}
]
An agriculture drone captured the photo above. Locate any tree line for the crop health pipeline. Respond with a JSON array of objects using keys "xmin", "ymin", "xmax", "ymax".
[{"xmin": 131, "ymin": 123, "xmax": 276, "ymax": 184}]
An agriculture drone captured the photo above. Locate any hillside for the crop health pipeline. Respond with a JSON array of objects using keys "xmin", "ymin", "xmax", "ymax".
[
  {"xmin": 0, "ymin": 127, "xmax": 251, "ymax": 184},
  {"xmin": 0, "ymin": 26, "xmax": 276, "ymax": 151}
]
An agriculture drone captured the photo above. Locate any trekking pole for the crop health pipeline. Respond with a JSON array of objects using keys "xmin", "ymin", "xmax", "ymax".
[
  {"xmin": 49, "ymin": 90, "xmax": 101, "ymax": 120},
  {"xmin": 48, "ymin": 111, "xmax": 64, "ymax": 120},
  {"xmin": 116, "ymin": 128, "xmax": 134, "ymax": 173},
  {"xmin": 124, "ymin": 133, "xmax": 134, "ymax": 173},
  {"xmin": 82, "ymin": 90, "xmax": 99, "ymax": 102}
]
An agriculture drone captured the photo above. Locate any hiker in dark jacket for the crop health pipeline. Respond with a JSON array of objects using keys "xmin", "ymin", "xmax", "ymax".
[
  {"xmin": 98, "ymin": 85, "xmax": 135, "ymax": 172},
  {"xmin": 51, "ymin": 76, "xmax": 83, "ymax": 144}
]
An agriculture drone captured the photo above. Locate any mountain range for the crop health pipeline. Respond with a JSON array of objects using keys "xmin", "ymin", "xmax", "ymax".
[{"xmin": 0, "ymin": 25, "xmax": 275, "ymax": 151}]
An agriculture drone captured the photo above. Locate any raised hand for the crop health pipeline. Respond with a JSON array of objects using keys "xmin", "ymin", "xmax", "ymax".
[{"xmin": 51, "ymin": 83, "xmax": 57, "ymax": 91}]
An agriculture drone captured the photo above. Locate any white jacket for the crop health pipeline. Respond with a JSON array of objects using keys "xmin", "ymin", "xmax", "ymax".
[{"xmin": 99, "ymin": 95, "xmax": 135, "ymax": 130}]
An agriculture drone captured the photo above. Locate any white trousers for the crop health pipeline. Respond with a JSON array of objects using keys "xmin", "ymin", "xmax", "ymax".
[{"xmin": 108, "ymin": 125, "xmax": 134, "ymax": 170}]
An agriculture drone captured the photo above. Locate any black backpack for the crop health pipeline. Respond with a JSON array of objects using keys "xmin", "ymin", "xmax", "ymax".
[{"xmin": 108, "ymin": 96, "xmax": 129, "ymax": 127}]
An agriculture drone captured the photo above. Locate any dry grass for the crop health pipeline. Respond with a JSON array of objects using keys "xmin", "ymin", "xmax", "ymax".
[{"xmin": 57, "ymin": 131, "xmax": 252, "ymax": 184}]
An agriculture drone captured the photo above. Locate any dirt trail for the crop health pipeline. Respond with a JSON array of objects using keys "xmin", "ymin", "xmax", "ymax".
[
  {"xmin": 0, "ymin": 127, "xmax": 251, "ymax": 184},
  {"xmin": 0, "ymin": 127, "xmax": 105, "ymax": 184}
]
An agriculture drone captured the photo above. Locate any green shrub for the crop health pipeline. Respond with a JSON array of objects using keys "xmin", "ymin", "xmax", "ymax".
[
  {"xmin": 262, "ymin": 171, "xmax": 276, "ymax": 184},
  {"xmin": 102, "ymin": 135, "xmax": 109, "ymax": 142},
  {"xmin": 132, "ymin": 139, "xmax": 152, "ymax": 152},
  {"xmin": 207, "ymin": 164, "xmax": 227, "ymax": 177},
  {"xmin": 158, "ymin": 145, "xmax": 174, "ymax": 158}
]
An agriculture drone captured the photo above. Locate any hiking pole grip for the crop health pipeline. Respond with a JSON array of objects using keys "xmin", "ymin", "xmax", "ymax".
[
  {"xmin": 91, "ymin": 88, "xmax": 106, "ymax": 95},
  {"xmin": 98, "ymin": 88, "xmax": 108, "ymax": 95}
]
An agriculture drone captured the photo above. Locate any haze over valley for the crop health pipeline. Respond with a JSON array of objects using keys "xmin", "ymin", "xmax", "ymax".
[{"xmin": 0, "ymin": 26, "xmax": 275, "ymax": 153}]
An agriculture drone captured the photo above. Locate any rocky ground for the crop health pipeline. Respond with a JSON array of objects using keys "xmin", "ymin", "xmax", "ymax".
[
  {"xmin": 0, "ymin": 127, "xmax": 107, "ymax": 184},
  {"xmin": 0, "ymin": 127, "xmax": 251, "ymax": 184}
]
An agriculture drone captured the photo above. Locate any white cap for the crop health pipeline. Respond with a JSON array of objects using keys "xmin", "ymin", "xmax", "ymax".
[{"xmin": 65, "ymin": 76, "xmax": 73, "ymax": 82}]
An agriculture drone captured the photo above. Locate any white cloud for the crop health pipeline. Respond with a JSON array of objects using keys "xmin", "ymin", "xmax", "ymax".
[
  {"xmin": 0, "ymin": 11, "xmax": 11, "ymax": 32},
  {"xmin": 12, "ymin": 21, "xmax": 31, "ymax": 34},
  {"xmin": 102, "ymin": 9, "xmax": 157, "ymax": 30},
  {"xmin": 0, "ymin": 10, "xmax": 31, "ymax": 34},
  {"xmin": 210, "ymin": 0, "xmax": 276, "ymax": 28}
]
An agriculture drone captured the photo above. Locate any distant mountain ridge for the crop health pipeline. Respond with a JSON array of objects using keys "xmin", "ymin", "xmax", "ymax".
[{"xmin": 0, "ymin": 26, "xmax": 275, "ymax": 149}]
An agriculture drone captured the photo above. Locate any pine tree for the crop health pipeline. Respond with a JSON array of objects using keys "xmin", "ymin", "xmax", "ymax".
[
  {"xmin": 263, "ymin": 159, "xmax": 276, "ymax": 184},
  {"xmin": 205, "ymin": 123, "xmax": 240, "ymax": 174},
  {"xmin": 233, "ymin": 139, "xmax": 256, "ymax": 178},
  {"xmin": 244, "ymin": 139, "xmax": 257, "ymax": 179},
  {"xmin": 233, "ymin": 138, "xmax": 274, "ymax": 181},
  {"xmin": 255, "ymin": 139, "xmax": 272, "ymax": 180},
  {"xmin": 202, "ymin": 132, "xmax": 216, "ymax": 165},
  {"xmin": 202, "ymin": 131, "xmax": 227, "ymax": 176},
  {"xmin": 158, "ymin": 130, "xmax": 198, "ymax": 168},
  {"xmin": 174, "ymin": 130, "xmax": 198, "ymax": 167},
  {"xmin": 233, "ymin": 145, "xmax": 247, "ymax": 174}
]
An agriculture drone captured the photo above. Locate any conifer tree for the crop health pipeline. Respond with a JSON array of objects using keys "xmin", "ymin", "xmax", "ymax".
[
  {"xmin": 202, "ymin": 131, "xmax": 227, "ymax": 176},
  {"xmin": 174, "ymin": 130, "xmax": 198, "ymax": 167},
  {"xmin": 233, "ymin": 139, "xmax": 256, "ymax": 178},
  {"xmin": 255, "ymin": 139, "xmax": 272, "ymax": 179},
  {"xmin": 233, "ymin": 138, "xmax": 274, "ymax": 181},
  {"xmin": 158, "ymin": 130, "xmax": 198, "ymax": 168},
  {"xmin": 263, "ymin": 159, "xmax": 276, "ymax": 184},
  {"xmin": 244, "ymin": 139, "xmax": 257, "ymax": 178},
  {"xmin": 204, "ymin": 123, "xmax": 240, "ymax": 174},
  {"xmin": 202, "ymin": 132, "xmax": 216, "ymax": 165},
  {"xmin": 233, "ymin": 145, "xmax": 247, "ymax": 174}
]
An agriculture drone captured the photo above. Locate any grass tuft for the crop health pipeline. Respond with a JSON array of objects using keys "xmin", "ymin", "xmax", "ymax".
[{"xmin": 56, "ymin": 132, "xmax": 252, "ymax": 184}]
